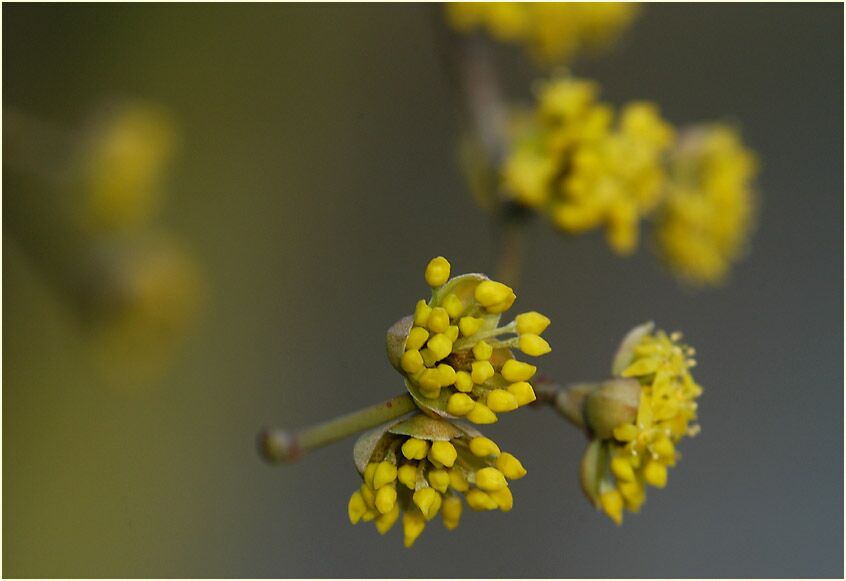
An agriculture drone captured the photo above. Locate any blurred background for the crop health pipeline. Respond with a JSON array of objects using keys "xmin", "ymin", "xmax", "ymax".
[{"xmin": 3, "ymin": 3, "xmax": 842, "ymax": 577}]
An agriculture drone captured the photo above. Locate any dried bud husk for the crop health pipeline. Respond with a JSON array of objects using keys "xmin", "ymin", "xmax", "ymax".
[
  {"xmin": 353, "ymin": 413, "xmax": 482, "ymax": 474},
  {"xmin": 579, "ymin": 439, "xmax": 609, "ymax": 507},
  {"xmin": 555, "ymin": 379, "xmax": 640, "ymax": 439},
  {"xmin": 583, "ymin": 378, "xmax": 641, "ymax": 440},
  {"xmin": 611, "ymin": 320, "xmax": 654, "ymax": 376},
  {"xmin": 386, "ymin": 315, "xmax": 414, "ymax": 373},
  {"xmin": 553, "ymin": 382, "xmax": 598, "ymax": 432}
]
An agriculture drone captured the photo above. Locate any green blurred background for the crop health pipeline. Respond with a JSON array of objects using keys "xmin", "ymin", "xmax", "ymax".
[{"xmin": 4, "ymin": 3, "xmax": 843, "ymax": 577}]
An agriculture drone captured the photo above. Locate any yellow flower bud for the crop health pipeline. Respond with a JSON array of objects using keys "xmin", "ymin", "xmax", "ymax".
[
  {"xmin": 651, "ymin": 437, "xmax": 675, "ymax": 459},
  {"xmin": 471, "ymin": 360, "xmax": 495, "ymax": 384},
  {"xmin": 448, "ymin": 468, "xmax": 470, "ymax": 492},
  {"xmin": 375, "ymin": 503, "xmax": 400, "ymax": 535},
  {"xmin": 459, "ymin": 316, "xmax": 483, "ymax": 337},
  {"xmin": 600, "ymin": 490, "xmax": 624, "ymax": 525},
  {"xmin": 419, "ymin": 348, "xmax": 438, "ymax": 368},
  {"xmin": 496, "ymin": 453, "xmax": 527, "ymax": 480},
  {"xmin": 403, "ymin": 510, "xmax": 426, "ymax": 548},
  {"xmin": 441, "ymin": 495, "xmax": 463, "ymax": 530},
  {"xmin": 466, "ymin": 402, "xmax": 497, "ymax": 424},
  {"xmin": 418, "ymin": 369, "xmax": 442, "ymax": 393},
  {"xmin": 644, "ymin": 460, "xmax": 668, "ymax": 488},
  {"xmin": 437, "ymin": 363, "xmax": 457, "ymax": 386},
  {"xmin": 454, "ymin": 370, "xmax": 474, "ymax": 392},
  {"xmin": 487, "ymin": 389, "xmax": 518, "ymax": 412},
  {"xmin": 427, "ymin": 333, "xmax": 453, "ymax": 361},
  {"xmin": 405, "ymin": 326, "xmax": 429, "ymax": 351},
  {"xmin": 360, "ymin": 484, "xmax": 376, "ymax": 509},
  {"xmin": 475, "ymin": 467, "xmax": 508, "ymax": 491},
  {"xmin": 507, "ymin": 381, "xmax": 536, "ymax": 406},
  {"xmin": 474, "ymin": 280, "xmax": 515, "ymax": 311},
  {"xmin": 519, "ymin": 333, "xmax": 552, "ymax": 356},
  {"xmin": 446, "ymin": 325, "xmax": 460, "ymax": 342},
  {"xmin": 429, "ymin": 441, "xmax": 458, "ymax": 468},
  {"xmin": 425, "ymin": 256, "xmax": 451, "ymax": 287},
  {"xmin": 400, "ymin": 349, "xmax": 424, "ymax": 374},
  {"xmin": 610, "ymin": 456, "xmax": 636, "ymax": 482},
  {"xmin": 622, "ymin": 356, "xmax": 661, "ymax": 377},
  {"xmin": 515, "ymin": 311, "xmax": 551, "ymax": 335},
  {"xmin": 413, "ymin": 487, "xmax": 442, "ymax": 520},
  {"xmin": 485, "ymin": 292, "xmax": 517, "ymax": 314},
  {"xmin": 488, "ymin": 486, "xmax": 514, "ymax": 512},
  {"xmin": 427, "ymin": 307, "xmax": 450, "ymax": 333},
  {"xmin": 447, "ymin": 392, "xmax": 475, "ymax": 416},
  {"xmin": 414, "ymin": 299, "xmax": 432, "ymax": 327},
  {"xmin": 375, "ymin": 484, "xmax": 397, "ymax": 514},
  {"xmin": 472, "ymin": 340, "xmax": 493, "ymax": 361},
  {"xmin": 619, "ymin": 480, "xmax": 644, "ymax": 505},
  {"xmin": 465, "ymin": 488, "xmax": 498, "ymax": 511},
  {"xmin": 360, "ymin": 509, "xmax": 377, "ymax": 523},
  {"xmin": 501, "ymin": 359, "xmax": 536, "ymax": 382},
  {"xmin": 401, "ymin": 438, "xmax": 429, "ymax": 460},
  {"xmin": 363, "ymin": 462, "xmax": 378, "ymax": 489},
  {"xmin": 428, "ymin": 469, "xmax": 450, "ymax": 493},
  {"xmin": 613, "ymin": 423, "xmax": 639, "ymax": 442},
  {"xmin": 348, "ymin": 490, "xmax": 367, "ymax": 524},
  {"xmin": 442, "ymin": 293, "xmax": 465, "ymax": 319},
  {"xmin": 398, "ymin": 463, "xmax": 418, "ymax": 489},
  {"xmin": 373, "ymin": 460, "xmax": 398, "ymax": 489},
  {"xmin": 469, "ymin": 436, "xmax": 501, "ymax": 458}
]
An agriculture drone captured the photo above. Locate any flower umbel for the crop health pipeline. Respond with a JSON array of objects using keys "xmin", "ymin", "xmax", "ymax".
[
  {"xmin": 388, "ymin": 257, "xmax": 551, "ymax": 425},
  {"xmin": 503, "ymin": 76, "xmax": 675, "ymax": 254},
  {"xmin": 444, "ymin": 2, "xmax": 640, "ymax": 65},
  {"xmin": 578, "ymin": 322, "xmax": 702, "ymax": 525},
  {"xmin": 656, "ymin": 124, "xmax": 758, "ymax": 285},
  {"xmin": 349, "ymin": 414, "xmax": 527, "ymax": 547}
]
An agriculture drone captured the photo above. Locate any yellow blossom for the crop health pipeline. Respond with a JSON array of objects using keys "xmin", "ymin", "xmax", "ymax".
[
  {"xmin": 656, "ymin": 125, "xmax": 758, "ymax": 285},
  {"xmin": 579, "ymin": 323, "xmax": 702, "ymax": 524},
  {"xmin": 350, "ymin": 414, "xmax": 526, "ymax": 546},
  {"xmin": 390, "ymin": 257, "xmax": 552, "ymax": 424}
]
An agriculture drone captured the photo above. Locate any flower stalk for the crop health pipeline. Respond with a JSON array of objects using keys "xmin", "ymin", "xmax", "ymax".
[{"xmin": 259, "ymin": 393, "xmax": 417, "ymax": 463}]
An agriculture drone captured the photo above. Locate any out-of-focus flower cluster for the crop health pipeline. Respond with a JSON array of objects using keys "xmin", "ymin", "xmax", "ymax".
[
  {"xmin": 349, "ymin": 414, "xmax": 526, "ymax": 547},
  {"xmin": 576, "ymin": 322, "xmax": 702, "ymax": 524},
  {"xmin": 389, "ymin": 257, "xmax": 551, "ymax": 425},
  {"xmin": 500, "ymin": 76, "xmax": 759, "ymax": 284},
  {"xmin": 4, "ymin": 102, "xmax": 204, "ymax": 381},
  {"xmin": 656, "ymin": 125, "xmax": 758, "ymax": 285},
  {"xmin": 445, "ymin": 2, "xmax": 640, "ymax": 65}
]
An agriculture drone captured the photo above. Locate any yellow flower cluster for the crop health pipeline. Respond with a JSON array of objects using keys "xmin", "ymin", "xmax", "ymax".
[
  {"xmin": 596, "ymin": 325, "xmax": 702, "ymax": 524},
  {"xmin": 348, "ymin": 415, "xmax": 527, "ymax": 547},
  {"xmin": 656, "ymin": 125, "xmax": 758, "ymax": 285},
  {"xmin": 444, "ymin": 2, "xmax": 639, "ymax": 65},
  {"xmin": 504, "ymin": 77, "xmax": 675, "ymax": 254},
  {"xmin": 398, "ymin": 257, "xmax": 551, "ymax": 424}
]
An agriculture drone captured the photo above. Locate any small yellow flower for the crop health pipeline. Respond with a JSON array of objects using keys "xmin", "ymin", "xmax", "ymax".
[
  {"xmin": 579, "ymin": 322, "xmax": 702, "ymax": 525},
  {"xmin": 444, "ymin": 3, "xmax": 640, "ymax": 66},
  {"xmin": 350, "ymin": 414, "xmax": 527, "ymax": 547},
  {"xmin": 388, "ymin": 257, "xmax": 551, "ymax": 424},
  {"xmin": 656, "ymin": 125, "xmax": 758, "ymax": 285}
]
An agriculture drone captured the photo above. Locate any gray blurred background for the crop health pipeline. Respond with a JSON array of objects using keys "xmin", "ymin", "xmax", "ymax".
[{"xmin": 3, "ymin": 3, "xmax": 843, "ymax": 578}]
